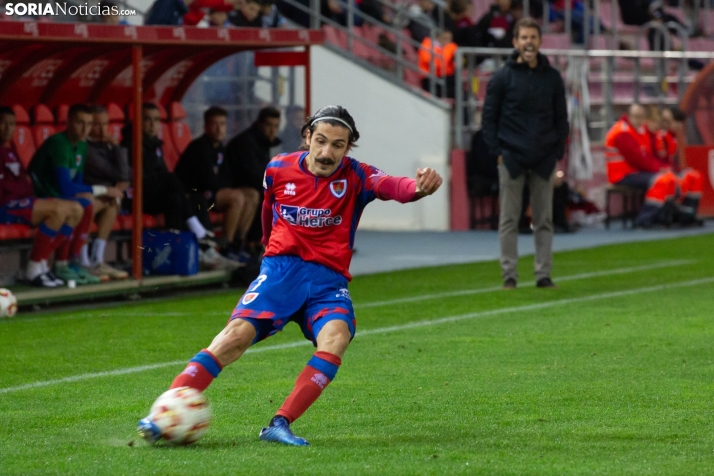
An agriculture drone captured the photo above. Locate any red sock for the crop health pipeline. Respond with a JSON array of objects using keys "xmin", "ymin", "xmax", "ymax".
[
  {"xmin": 55, "ymin": 235, "xmax": 72, "ymax": 261},
  {"xmin": 277, "ymin": 351, "xmax": 342, "ymax": 423},
  {"xmin": 29, "ymin": 223, "xmax": 58, "ymax": 262},
  {"xmin": 51, "ymin": 224, "xmax": 74, "ymax": 257},
  {"xmin": 69, "ymin": 203, "xmax": 93, "ymax": 260},
  {"xmin": 170, "ymin": 349, "xmax": 223, "ymax": 392}
]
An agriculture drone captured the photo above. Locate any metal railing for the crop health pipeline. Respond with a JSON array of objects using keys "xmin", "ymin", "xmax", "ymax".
[
  {"xmin": 454, "ymin": 46, "xmax": 714, "ymax": 149},
  {"xmin": 282, "ymin": 0, "xmax": 449, "ymax": 101}
]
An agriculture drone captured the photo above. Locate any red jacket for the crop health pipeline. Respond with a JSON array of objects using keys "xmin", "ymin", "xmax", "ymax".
[{"xmin": 604, "ymin": 115, "xmax": 664, "ymax": 183}]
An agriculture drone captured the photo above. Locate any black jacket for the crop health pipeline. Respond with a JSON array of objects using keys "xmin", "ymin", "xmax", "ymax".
[
  {"xmin": 454, "ymin": 5, "xmax": 515, "ymax": 49},
  {"xmin": 482, "ymin": 51, "xmax": 569, "ymax": 179},
  {"xmin": 174, "ymin": 134, "xmax": 228, "ymax": 197},
  {"xmin": 121, "ymin": 126, "xmax": 170, "ymax": 181},
  {"xmin": 617, "ymin": 0, "xmax": 654, "ymax": 26},
  {"xmin": 223, "ymin": 123, "xmax": 282, "ymax": 191},
  {"xmin": 85, "ymin": 140, "xmax": 131, "ymax": 186}
]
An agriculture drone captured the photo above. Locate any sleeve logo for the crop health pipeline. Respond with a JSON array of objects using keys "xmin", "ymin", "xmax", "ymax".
[{"xmin": 329, "ymin": 179, "xmax": 347, "ymax": 198}]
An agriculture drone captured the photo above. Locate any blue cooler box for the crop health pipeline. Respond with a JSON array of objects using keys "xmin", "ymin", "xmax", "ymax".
[{"xmin": 142, "ymin": 230, "xmax": 199, "ymax": 276}]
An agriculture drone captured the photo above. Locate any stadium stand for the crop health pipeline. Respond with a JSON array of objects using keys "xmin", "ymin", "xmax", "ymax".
[
  {"xmin": 30, "ymin": 105, "xmax": 56, "ymax": 148},
  {"xmin": 106, "ymin": 103, "xmax": 125, "ymax": 143},
  {"xmin": 168, "ymin": 102, "xmax": 193, "ymax": 155},
  {"xmin": 10, "ymin": 105, "xmax": 35, "ymax": 168}
]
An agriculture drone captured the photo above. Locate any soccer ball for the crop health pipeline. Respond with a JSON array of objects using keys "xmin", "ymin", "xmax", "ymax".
[
  {"xmin": 0, "ymin": 288, "xmax": 17, "ymax": 318},
  {"xmin": 148, "ymin": 387, "xmax": 211, "ymax": 445}
]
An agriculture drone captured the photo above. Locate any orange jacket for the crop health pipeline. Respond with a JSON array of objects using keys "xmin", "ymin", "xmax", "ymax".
[
  {"xmin": 418, "ymin": 38, "xmax": 457, "ymax": 77},
  {"xmin": 604, "ymin": 115, "xmax": 664, "ymax": 184}
]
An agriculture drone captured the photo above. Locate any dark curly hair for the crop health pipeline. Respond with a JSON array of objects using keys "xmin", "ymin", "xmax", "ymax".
[{"xmin": 299, "ymin": 105, "xmax": 360, "ymax": 150}]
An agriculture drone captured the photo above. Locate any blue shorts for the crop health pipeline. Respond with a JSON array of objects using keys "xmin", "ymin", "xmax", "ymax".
[
  {"xmin": 230, "ymin": 255, "xmax": 356, "ymax": 346},
  {"xmin": 0, "ymin": 197, "xmax": 35, "ymax": 226}
]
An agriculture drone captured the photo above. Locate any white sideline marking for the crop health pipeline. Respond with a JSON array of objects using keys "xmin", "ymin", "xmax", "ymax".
[
  {"xmin": 354, "ymin": 260, "xmax": 694, "ymax": 309},
  {"xmin": 7, "ymin": 260, "xmax": 692, "ymax": 324},
  {"xmin": 1, "ymin": 275, "xmax": 711, "ymax": 395}
]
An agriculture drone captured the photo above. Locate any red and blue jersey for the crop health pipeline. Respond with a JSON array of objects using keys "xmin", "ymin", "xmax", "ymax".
[{"xmin": 262, "ymin": 151, "xmax": 417, "ymax": 280}]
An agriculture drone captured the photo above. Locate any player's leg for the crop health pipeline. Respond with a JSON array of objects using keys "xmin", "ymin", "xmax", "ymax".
[
  {"xmin": 498, "ymin": 163, "xmax": 525, "ymax": 287},
  {"xmin": 23, "ymin": 198, "xmax": 70, "ymax": 286},
  {"xmin": 139, "ymin": 256, "xmax": 307, "ymax": 443},
  {"xmin": 676, "ymin": 168, "xmax": 704, "ymax": 225},
  {"xmin": 261, "ymin": 270, "xmax": 355, "ymax": 446},
  {"xmin": 215, "ymin": 187, "xmax": 259, "ymax": 260},
  {"xmin": 214, "ymin": 188, "xmax": 244, "ymax": 244},
  {"xmin": 89, "ymin": 197, "xmax": 127, "ymax": 280},
  {"xmin": 54, "ymin": 196, "xmax": 100, "ymax": 285},
  {"xmin": 167, "ymin": 318, "xmax": 258, "ymax": 393},
  {"xmin": 528, "ymin": 169, "xmax": 555, "ymax": 286}
]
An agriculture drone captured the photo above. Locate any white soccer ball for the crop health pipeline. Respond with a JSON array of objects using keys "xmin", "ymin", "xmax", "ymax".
[
  {"xmin": 148, "ymin": 387, "xmax": 211, "ymax": 445},
  {"xmin": 0, "ymin": 288, "xmax": 17, "ymax": 318}
]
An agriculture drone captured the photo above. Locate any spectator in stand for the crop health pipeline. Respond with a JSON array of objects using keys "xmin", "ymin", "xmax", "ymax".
[
  {"xmin": 229, "ymin": 0, "xmax": 263, "ymax": 26},
  {"xmin": 121, "ymin": 103, "xmax": 229, "ymax": 269},
  {"xmin": 604, "ymin": 103, "xmax": 703, "ymax": 227},
  {"xmin": 97, "ymin": 1, "xmax": 129, "ymax": 25},
  {"xmin": 659, "ymin": 106, "xmax": 686, "ymax": 165},
  {"xmin": 223, "ymin": 106, "xmax": 282, "ymax": 256},
  {"xmin": 356, "ymin": 0, "xmax": 392, "ymax": 25},
  {"xmin": 83, "ymin": 105, "xmax": 130, "ymax": 280},
  {"xmin": 197, "ymin": 7, "xmax": 233, "ymax": 26},
  {"xmin": 407, "ymin": 0, "xmax": 456, "ymax": 44},
  {"xmin": 260, "ymin": 0, "xmax": 288, "ymax": 27},
  {"xmin": 449, "ymin": 0, "xmax": 473, "ymax": 29},
  {"xmin": 548, "ymin": 0, "xmax": 605, "ymax": 45},
  {"xmin": 418, "ymin": 29, "xmax": 457, "ymax": 98},
  {"xmin": 145, "ymin": 0, "xmax": 235, "ymax": 26},
  {"xmin": 455, "ymin": 0, "xmax": 521, "ymax": 50},
  {"xmin": 174, "ymin": 107, "xmax": 260, "ymax": 263},
  {"xmin": 275, "ymin": 0, "xmax": 310, "ymax": 27},
  {"xmin": 618, "ymin": 0, "xmax": 688, "ymax": 50},
  {"xmin": 280, "ymin": 105, "xmax": 305, "ymax": 154},
  {"xmin": 0, "ymin": 106, "xmax": 84, "ymax": 288},
  {"xmin": 28, "ymin": 104, "xmax": 125, "ymax": 285},
  {"xmin": 145, "ymin": 0, "xmax": 192, "ymax": 25},
  {"xmin": 482, "ymin": 18, "xmax": 569, "ymax": 289}
]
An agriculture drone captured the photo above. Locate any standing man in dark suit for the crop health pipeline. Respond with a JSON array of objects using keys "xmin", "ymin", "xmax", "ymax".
[{"xmin": 482, "ymin": 17, "xmax": 569, "ymax": 289}]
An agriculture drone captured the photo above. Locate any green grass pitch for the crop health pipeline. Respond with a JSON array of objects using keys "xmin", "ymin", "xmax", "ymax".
[{"xmin": 2, "ymin": 234, "xmax": 714, "ymax": 475}]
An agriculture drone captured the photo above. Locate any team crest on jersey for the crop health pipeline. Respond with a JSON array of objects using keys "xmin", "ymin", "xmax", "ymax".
[
  {"xmin": 156, "ymin": 147, "xmax": 162, "ymax": 158},
  {"xmin": 76, "ymin": 154, "xmax": 82, "ymax": 166},
  {"xmin": 329, "ymin": 179, "xmax": 347, "ymax": 198},
  {"xmin": 242, "ymin": 292, "xmax": 259, "ymax": 305},
  {"xmin": 217, "ymin": 152, "xmax": 224, "ymax": 166},
  {"xmin": 284, "ymin": 183, "xmax": 296, "ymax": 196}
]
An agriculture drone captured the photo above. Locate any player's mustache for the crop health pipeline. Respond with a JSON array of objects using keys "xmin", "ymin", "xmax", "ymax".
[{"xmin": 315, "ymin": 157, "xmax": 336, "ymax": 165}]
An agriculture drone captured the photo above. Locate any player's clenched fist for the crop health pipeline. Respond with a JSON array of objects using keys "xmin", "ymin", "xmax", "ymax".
[{"xmin": 415, "ymin": 167, "xmax": 442, "ymax": 196}]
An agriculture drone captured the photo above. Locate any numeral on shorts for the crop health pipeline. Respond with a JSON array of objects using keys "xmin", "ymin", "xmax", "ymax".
[{"xmin": 250, "ymin": 274, "xmax": 267, "ymax": 291}]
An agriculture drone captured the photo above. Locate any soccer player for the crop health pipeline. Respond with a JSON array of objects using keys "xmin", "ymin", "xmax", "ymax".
[
  {"xmin": 28, "ymin": 104, "xmax": 125, "ymax": 285},
  {"xmin": 0, "ymin": 106, "xmax": 84, "ymax": 287},
  {"xmin": 138, "ymin": 105, "xmax": 443, "ymax": 446}
]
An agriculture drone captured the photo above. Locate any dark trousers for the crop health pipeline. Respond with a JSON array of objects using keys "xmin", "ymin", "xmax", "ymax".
[
  {"xmin": 187, "ymin": 192, "xmax": 213, "ymax": 231},
  {"xmin": 142, "ymin": 172, "xmax": 192, "ymax": 230}
]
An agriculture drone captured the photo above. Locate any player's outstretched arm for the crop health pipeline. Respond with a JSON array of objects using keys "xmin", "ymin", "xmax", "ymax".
[{"xmin": 415, "ymin": 167, "xmax": 442, "ymax": 197}]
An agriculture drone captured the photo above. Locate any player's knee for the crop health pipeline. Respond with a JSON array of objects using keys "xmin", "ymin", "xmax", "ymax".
[
  {"xmin": 316, "ymin": 320, "xmax": 351, "ymax": 354},
  {"xmin": 229, "ymin": 189, "xmax": 245, "ymax": 207},
  {"xmin": 247, "ymin": 188, "xmax": 260, "ymax": 205},
  {"xmin": 211, "ymin": 319, "xmax": 256, "ymax": 356}
]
